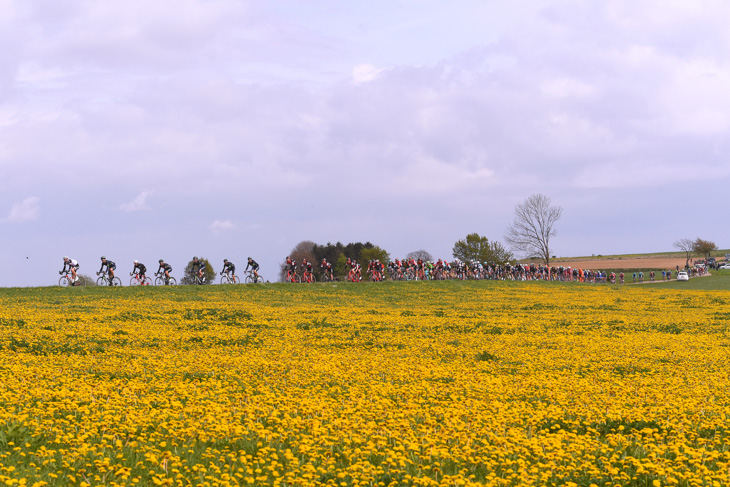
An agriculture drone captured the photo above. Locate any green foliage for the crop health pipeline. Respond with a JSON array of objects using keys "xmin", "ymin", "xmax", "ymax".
[
  {"xmin": 693, "ymin": 238, "xmax": 718, "ymax": 260},
  {"xmin": 181, "ymin": 257, "xmax": 216, "ymax": 285},
  {"xmin": 335, "ymin": 253, "xmax": 349, "ymax": 278},
  {"xmin": 452, "ymin": 233, "xmax": 513, "ymax": 264},
  {"xmin": 360, "ymin": 246, "xmax": 390, "ymax": 266}
]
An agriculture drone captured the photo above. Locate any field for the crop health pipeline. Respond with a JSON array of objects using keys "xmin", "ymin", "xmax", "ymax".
[
  {"xmin": 552, "ymin": 249, "xmax": 728, "ymax": 271},
  {"xmin": 0, "ymin": 282, "xmax": 729, "ymax": 487}
]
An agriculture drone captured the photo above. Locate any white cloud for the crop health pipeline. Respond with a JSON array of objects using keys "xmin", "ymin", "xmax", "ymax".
[
  {"xmin": 210, "ymin": 220, "xmax": 235, "ymax": 234},
  {"xmin": 120, "ymin": 191, "xmax": 153, "ymax": 212},
  {"xmin": 3, "ymin": 197, "xmax": 40, "ymax": 223},
  {"xmin": 352, "ymin": 64, "xmax": 383, "ymax": 84}
]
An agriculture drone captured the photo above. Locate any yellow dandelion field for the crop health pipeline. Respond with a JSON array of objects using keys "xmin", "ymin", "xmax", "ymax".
[{"xmin": 0, "ymin": 281, "xmax": 728, "ymax": 487}]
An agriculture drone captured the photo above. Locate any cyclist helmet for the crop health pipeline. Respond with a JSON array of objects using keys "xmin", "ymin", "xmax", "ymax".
[
  {"xmin": 63, "ymin": 256, "xmax": 68, "ymax": 260},
  {"xmin": 101, "ymin": 256, "xmax": 106, "ymax": 260},
  {"xmin": 223, "ymin": 259, "xmax": 228, "ymax": 263},
  {"xmin": 159, "ymin": 259, "xmax": 164, "ymax": 263},
  {"xmin": 134, "ymin": 260, "xmax": 138, "ymax": 264},
  {"xmin": 247, "ymin": 257, "xmax": 251, "ymax": 260},
  {"xmin": 192, "ymin": 256, "xmax": 197, "ymax": 260}
]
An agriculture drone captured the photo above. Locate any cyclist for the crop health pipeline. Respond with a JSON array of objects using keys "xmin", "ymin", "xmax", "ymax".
[
  {"xmin": 191, "ymin": 256, "xmax": 206, "ymax": 283},
  {"xmin": 246, "ymin": 257, "xmax": 260, "ymax": 281},
  {"xmin": 302, "ymin": 259, "xmax": 314, "ymax": 282},
  {"xmin": 131, "ymin": 260, "xmax": 148, "ymax": 285},
  {"xmin": 221, "ymin": 259, "xmax": 236, "ymax": 280},
  {"xmin": 285, "ymin": 256, "xmax": 297, "ymax": 282},
  {"xmin": 157, "ymin": 259, "xmax": 173, "ymax": 284},
  {"xmin": 320, "ymin": 258, "xmax": 334, "ymax": 281},
  {"xmin": 98, "ymin": 256, "xmax": 116, "ymax": 285},
  {"xmin": 60, "ymin": 256, "xmax": 80, "ymax": 285}
]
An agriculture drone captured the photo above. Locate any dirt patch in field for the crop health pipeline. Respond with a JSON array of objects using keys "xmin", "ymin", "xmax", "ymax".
[{"xmin": 552, "ymin": 257, "xmax": 690, "ymax": 270}]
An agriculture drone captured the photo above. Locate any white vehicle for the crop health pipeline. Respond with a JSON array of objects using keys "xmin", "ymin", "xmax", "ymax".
[
  {"xmin": 719, "ymin": 263, "xmax": 730, "ymax": 270},
  {"xmin": 677, "ymin": 271, "xmax": 689, "ymax": 281}
]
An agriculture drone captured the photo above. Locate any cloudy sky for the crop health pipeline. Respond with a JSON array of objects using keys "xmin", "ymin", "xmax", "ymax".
[{"xmin": 1, "ymin": 0, "xmax": 728, "ymax": 286}]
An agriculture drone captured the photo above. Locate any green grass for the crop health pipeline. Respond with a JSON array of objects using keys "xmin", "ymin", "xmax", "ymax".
[{"xmin": 647, "ymin": 270, "xmax": 730, "ymax": 291}]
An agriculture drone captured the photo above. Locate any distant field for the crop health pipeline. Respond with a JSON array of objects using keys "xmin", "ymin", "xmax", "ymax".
[
  {"xmin": 553, "ymin": 249, "xmax": 730, "ymax": 261},
  {"xmin": 551, "ymin": 249, "xmax": 728, "ymax": 271}
]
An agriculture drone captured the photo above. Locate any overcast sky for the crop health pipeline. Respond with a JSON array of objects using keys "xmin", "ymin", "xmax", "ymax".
[{"xmin": 1, "ymin": 0, "xmax": 728, "ymax": 286}]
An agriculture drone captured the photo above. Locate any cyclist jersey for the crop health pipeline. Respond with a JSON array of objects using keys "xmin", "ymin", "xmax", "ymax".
[
  {"xmin": 305, "ymin": 262, "xmax": 313, "ymax": 271},
  {"xmin": 288, "ymin": 261, "xmax": 297, "ymax": 271},
  {"xmin": 158, "ymin": 263, "xmax": 172, "ymax": 273},
  {"xmin": 321, "ymin": 262, "xmax": 332, "ymax": 271},
  {"xmin": 223, "ymin": 262, "xmax": 235, "ymax": 271},
  {"xmin": 63, "ymin": 259, "xmax": 79, "ymax": 271},
  {"xmin": 99, "ymin": 260, "xmax": 116, "ymax": 272},
  {"xmin": 246, "ymin": 260, "xmax": 259, "ymax": 270},
  {"xmin": 133, "ymin": 263, "xmax": 147, "ymax": 274},
  {"xmin": 195, "ymin": 261, "xmax": 206, "ymax": 271}
]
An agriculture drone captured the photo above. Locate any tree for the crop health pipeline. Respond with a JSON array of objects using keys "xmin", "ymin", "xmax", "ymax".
[
  {"xmin": 181, "ymin": 257, "xmax": 215, "ymax": 285},
  {"xmin": 406, "ymin": 249, "xmax": 433, "ymax": 262},
  {"xmin": 693, "ymin": 238, "xmax": 718, "ymax": 263},
  {"xmin": 673, "ymin": 238, "xmax": 695, "ymax": 267},
  {"xmin": 452, "ymin": 233, "xmax": 514, "ymax": 263},
  {"xmin": 360, "ymin": 246, "xmax": 390, "ymax": 266},
  {"xmin": 504, "ymin": 194, "xmax": 562, "ymax": 267}
]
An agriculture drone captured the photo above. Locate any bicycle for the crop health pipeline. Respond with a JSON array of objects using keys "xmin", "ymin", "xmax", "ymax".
[
  {"xmin": 244, "ymin": 270, "xmax": 265, "ymax": 284},
  {"xmin": 346, "ymin": 268, "xmax": 360, "ymax": 282},
  {"xmin": 285, "ymin": 270, "xmax": 301, "ymax": 283},
  {"xmin": 59, "ymin": 271, "xmax": 86, "ymax": 287},
  {"xmin": 320, "ymin": 272, "xmax": 337, "ymax": 282},
  {"xmin": 301, "ymin": 270, "xmax": 316, "ymax": 283},
  {"xmin": 154, "ymin": 272, "xmax": 177, "ymax": 286},
  {"xmin": 96, "ymin": 270, "xmax": 122, "ymax": 287},
  {"xmin": 129, "ymin": 272, "xmax": 152, "ymax": 286},
  {"xmin": 220, "ymin": 270, "xmax": 240, "ymax": 284},
  {"xmin": 188, "ymin": 272, "xmax": 207, "ymax": 285}
]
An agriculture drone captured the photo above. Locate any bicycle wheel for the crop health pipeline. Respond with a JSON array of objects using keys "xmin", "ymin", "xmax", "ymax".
[
  {"xmin": 168, "ymin": 277, "xmax": 176, "ymax": 285},
  {"xmin": 59, "ymin": 276, "xmax": 69, "ymax": 287},
  {"xmin": 130, "ymin": 277, "xmax": 139, "ymax": 286},
  {"xmin": 220, "ymin": 275, "xmax": 230, "ymax": 284},
  {"xmin": 112, "ymin": 277, "xmax": 122, "ymax": 287},
  {"xmin": 144, "ymin": 277, "xmax": 152, "ymax": 286},
  {"xmin": 76, "ymin": 276, "xmax": 86, "ymax": 287},
  {"xmin": 154, "ymin": 276, "xmax": 163, "ymax": 286},
  {"xmin": 293, "ymin": 274, "xmax": 301, "ymax": 283},
  {"xmin": 96, "ymin": 276, "xmax": 106, "ymax": 286},
  {"xmin": 232, "ymin": 275, "xmax": 241, "ymax": 284}
]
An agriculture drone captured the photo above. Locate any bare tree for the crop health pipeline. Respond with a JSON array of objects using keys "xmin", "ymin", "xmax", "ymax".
[
  {"xmin": 504, "ymin": 194, "xmax": 562, "ymax": 267},
  {"xmin": 673, "ymin": 238, "xmax": 694, "ymax": 267},
  {"xmin": 406, "ymin": 249, "xmax": 433, "ymax": 262}
]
